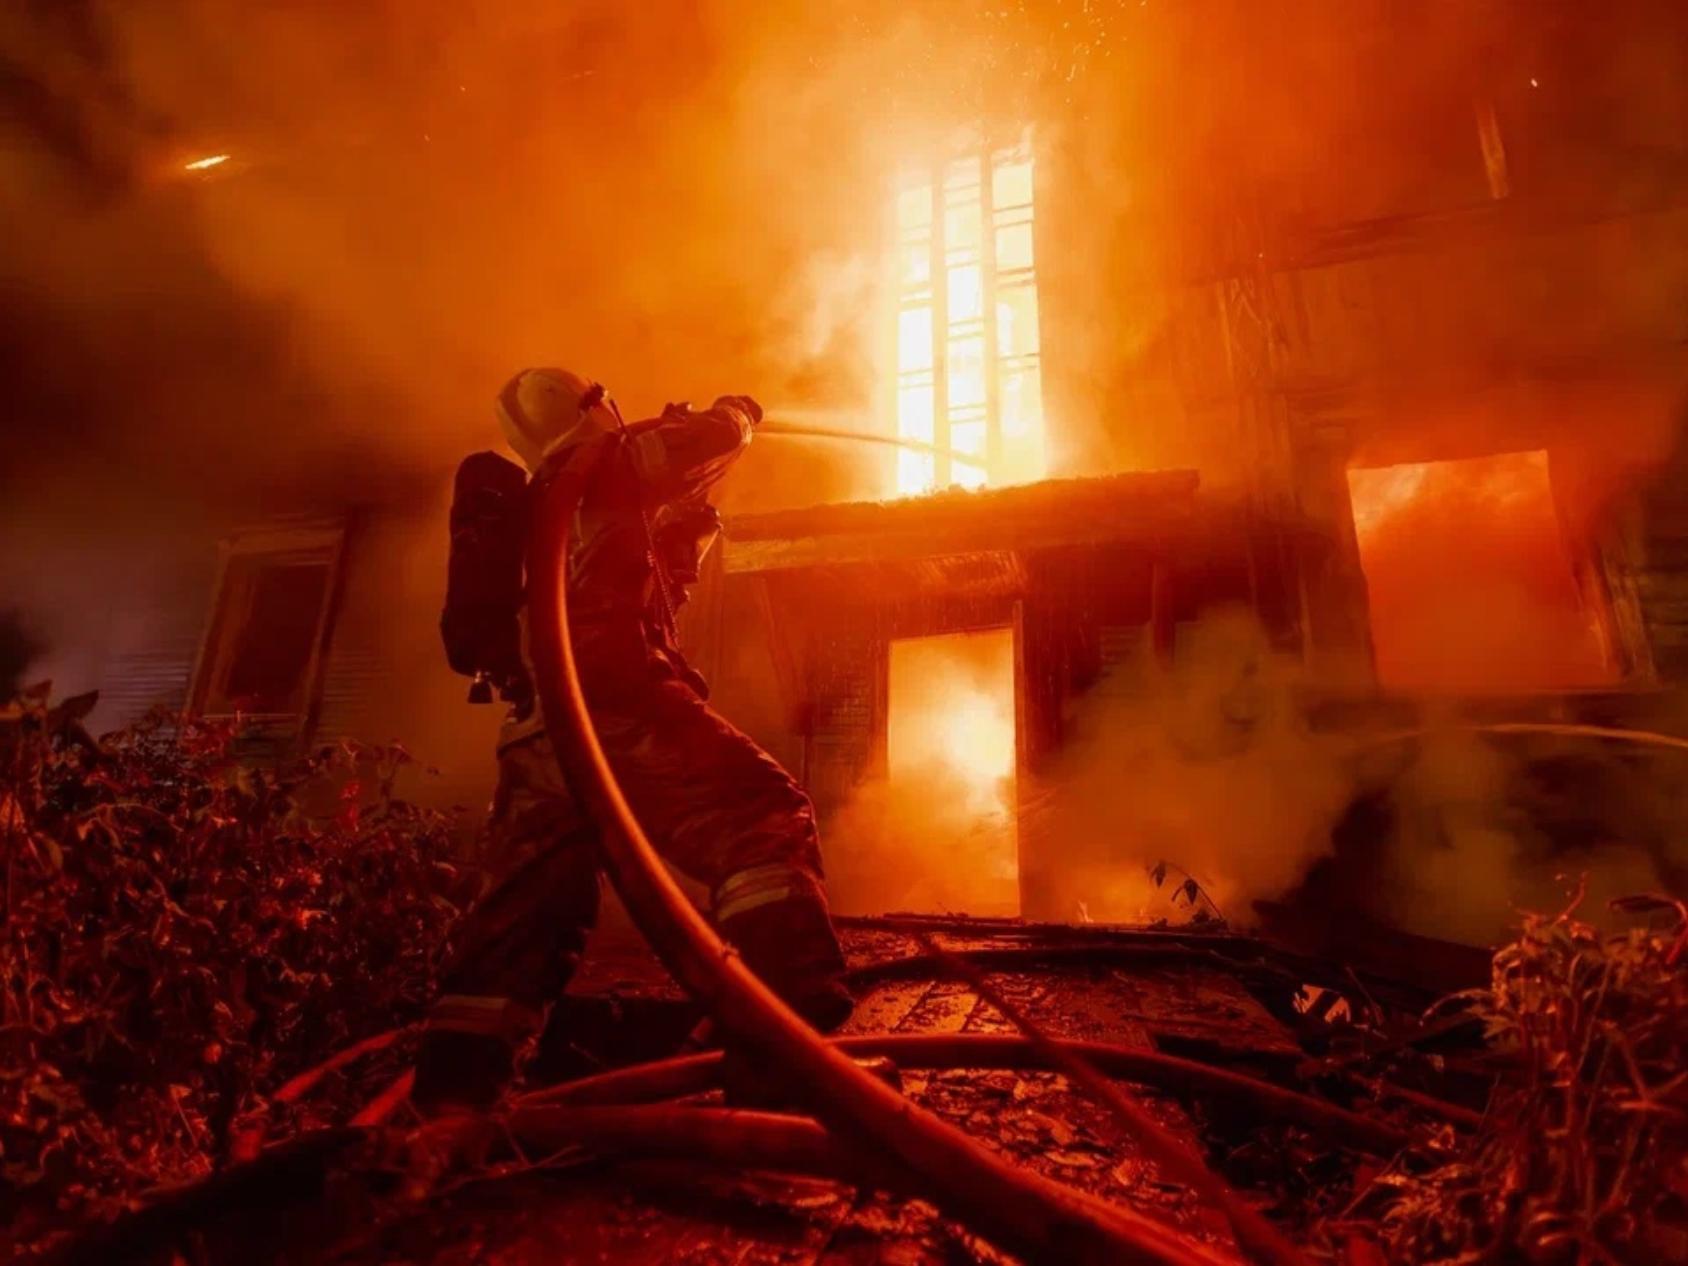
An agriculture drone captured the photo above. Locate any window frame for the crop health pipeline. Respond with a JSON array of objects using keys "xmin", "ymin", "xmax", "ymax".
[
  {"xmin": 894, "ymin": 131, "xmax": 1044, "ymax": 494},
  {"xmin": 187, "ymin": 519, "xmax": 347, "ymax": 736}
]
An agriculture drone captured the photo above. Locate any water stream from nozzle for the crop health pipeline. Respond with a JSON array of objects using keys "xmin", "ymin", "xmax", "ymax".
[{"xmin": 759, "ymin": 412, "xmax": 964, "ymax": 464}]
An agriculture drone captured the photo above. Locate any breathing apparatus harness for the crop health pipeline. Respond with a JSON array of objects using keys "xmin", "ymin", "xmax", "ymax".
[{"xmin": 445, "ymin": 378, "xmax": 691, "ymax": 707}]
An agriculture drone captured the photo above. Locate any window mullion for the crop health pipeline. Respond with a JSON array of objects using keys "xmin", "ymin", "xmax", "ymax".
[
  {"xmin": 980, "ymin": 148, "xmax": 1002, "ymax": 484},
  {"xmin": 928, "ymin": 158, "xmax": 949, "ymax": 489}
]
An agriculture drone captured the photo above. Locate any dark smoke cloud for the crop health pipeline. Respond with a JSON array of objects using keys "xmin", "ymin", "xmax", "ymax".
[
  {"xmin": 7, "ymin": 1, "xmax": 1682, "ymax": 510},
  {"xmin": 0, "ymin": 0, "xmax": 1127, "ymax": 720},
  {"xmin": 0, "ymin": 608, "xmax": 45, "ymax": 699},
  {"xmin": 0, "ymin": 0, "xmax": 1089, "ymax": 510}
]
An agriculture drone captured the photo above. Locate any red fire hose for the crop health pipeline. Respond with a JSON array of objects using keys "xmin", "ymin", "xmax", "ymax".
[
  {"xmin": 524, "ymin": 454, "xmax": 1236, "ymax": 1266},
  {"xmin": 520, "ymin": 1032, "xmax": 1414, "ymax": 1153}
]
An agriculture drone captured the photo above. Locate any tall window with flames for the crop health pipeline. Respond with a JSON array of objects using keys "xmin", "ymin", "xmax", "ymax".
[{"xmin": 894, "ymin": 133, "xmax": 1046, "ymax": 495}]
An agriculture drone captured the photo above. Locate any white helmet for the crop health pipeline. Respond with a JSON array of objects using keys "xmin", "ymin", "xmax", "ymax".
[{"xmin": 495, "ymin": 367, "xmax": 616, "ymax": 472}]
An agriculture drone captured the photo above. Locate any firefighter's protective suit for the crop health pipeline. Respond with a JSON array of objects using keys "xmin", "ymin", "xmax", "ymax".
[{"xmin": 415, "ymin": 369, "xmax": 851, "ymax": 1109}]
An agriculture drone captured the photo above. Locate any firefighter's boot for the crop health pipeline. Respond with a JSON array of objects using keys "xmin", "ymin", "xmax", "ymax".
[
  {"xmin": 411, "ymin": 996, "xmax": 546, "ymax": 1115},
  {"xmin": 413, "ymin": 829, "xmax": 601, "ymax": 1116}
]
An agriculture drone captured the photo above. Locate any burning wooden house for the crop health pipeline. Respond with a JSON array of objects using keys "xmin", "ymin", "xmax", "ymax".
[
  {"xmin": 9, "ymin": 1, "xmax": 1687, "ymax": 939},
  {"xmin": 683, "ymin": 469, "xmax": 1244, "ymax": 918},
  {"xmin": 7, "ymin": 4, "xmax": 1688, "ymax": 1263}
]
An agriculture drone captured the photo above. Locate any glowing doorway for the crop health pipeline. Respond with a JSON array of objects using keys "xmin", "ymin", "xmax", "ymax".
[{"xmin": 884, "ymin": 628, "xmax": 1020, "ymax": 915}]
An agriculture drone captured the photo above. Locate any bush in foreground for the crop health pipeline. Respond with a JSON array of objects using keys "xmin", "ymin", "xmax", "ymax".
[
  {"xmin": 1377, "ymin": 891, "xmax": 1688, "ymax": 1264},
  {"xmin": 0, "ymin": 690, "xmax": 460, "ymax": 1245}
]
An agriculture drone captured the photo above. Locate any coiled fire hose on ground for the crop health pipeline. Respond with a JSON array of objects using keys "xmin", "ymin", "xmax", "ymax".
[{"xmin": 524, "ymin": 454, "xmax": 1236, "ymax": 1266}]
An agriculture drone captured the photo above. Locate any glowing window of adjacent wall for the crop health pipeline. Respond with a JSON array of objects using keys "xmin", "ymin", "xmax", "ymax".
[
  {"xmin": 1347, "ymin": 450, "xmax": 1616, "ymax": 693},
  {"xmin": 894, "ymin": 132, "xmax": 1046, "ymax": 496}
]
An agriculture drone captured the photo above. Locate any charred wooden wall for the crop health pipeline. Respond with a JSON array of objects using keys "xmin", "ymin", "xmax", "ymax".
[
  {"xmin": 701, "ymin": 485, "xmax": 1271, "ymax": 917},
  {"xmin": 1034, "ymin": 3, "xmax": 1688, "ymax": 684}
]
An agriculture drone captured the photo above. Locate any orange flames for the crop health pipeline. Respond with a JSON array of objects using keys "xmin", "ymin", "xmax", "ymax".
[
  {"xmin": 889, "ymin": 633, "xmax": 1017, "ymax": 817},
  {"xmin": 1348, "ymin": 450, "xmax": 1614, "ymax": 693},
  {"xmin": 878, "ymin": 629, "xmax": 1020, "ymax": 915},
  {"xmin": 892, "ymin": 134, "xmax": 1046, "ymax": 497}
]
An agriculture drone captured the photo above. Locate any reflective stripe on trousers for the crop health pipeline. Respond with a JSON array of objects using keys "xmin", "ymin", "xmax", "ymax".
[
  {"xmin": 713, "ymin": 861, "xmax": 820, "ymax": 923},
  {"xmin": 426, "ymin": 993, "xmax": 546, "ymax": 1043}
]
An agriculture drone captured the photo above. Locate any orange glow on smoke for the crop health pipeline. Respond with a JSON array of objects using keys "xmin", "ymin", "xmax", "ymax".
[
  {"xmin": 885, "ymin": 629, "xmax": 1019, "ymax": 915},
  {"xmin": 1348, "ymin": 450, "xmax": 1614, "ymax": 693}
]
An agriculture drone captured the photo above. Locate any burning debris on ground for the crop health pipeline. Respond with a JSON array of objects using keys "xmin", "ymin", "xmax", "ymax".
[{"xmin": 4, "ymin": 1, "xmax": 1688, "ymax": 1263}]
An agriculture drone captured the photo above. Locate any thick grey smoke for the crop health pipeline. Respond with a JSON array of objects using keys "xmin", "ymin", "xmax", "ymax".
[
  {"xmin": 1365, "ymin": 722, "xmax": 1688, "ymax": 945},
  {"xmin": 1025, "ymin": 608, "xmax": 1353, "ymax": 924}
]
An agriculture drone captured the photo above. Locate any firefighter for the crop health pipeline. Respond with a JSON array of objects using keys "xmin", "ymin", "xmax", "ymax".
[{"xmin": 415, "ymin": 368, "xmax": 853, "ymax": 1111}]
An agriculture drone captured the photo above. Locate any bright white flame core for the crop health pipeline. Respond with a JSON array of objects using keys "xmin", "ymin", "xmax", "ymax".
[
  {"xmin": 886, "ymin": 629, "xmax": 1020, "ymax": 914},
  {"xmin": 893, "ymin": 133, "xmax": 1046, "ymax": 496}
]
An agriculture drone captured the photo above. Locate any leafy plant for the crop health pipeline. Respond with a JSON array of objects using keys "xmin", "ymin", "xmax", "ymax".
[
  {"xmin": 1148, "ymin": 858, "xmax": 1225, "ymax": 925},
  {"xmin": 0, "ymin": 691, "xmax": 461, "ymax": 1250},
  {"xmin": 1374, "ymin": 890, "xmax": 1688, "ymax": 1264}
]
